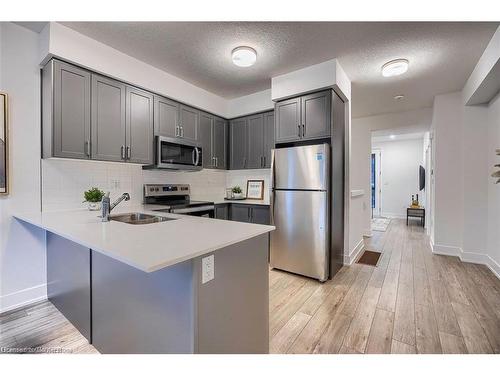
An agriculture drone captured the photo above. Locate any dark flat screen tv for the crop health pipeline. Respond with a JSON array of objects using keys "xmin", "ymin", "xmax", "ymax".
[{"xmin": 419, "ymin": 165, "xmax": 425, "ymax": 191}]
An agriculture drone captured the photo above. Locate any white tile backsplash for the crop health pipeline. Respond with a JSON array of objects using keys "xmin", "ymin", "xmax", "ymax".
[
  {"xmin": 41, "ymin": 159, "xmax": 256, "ymax": 211},
  {"xmin": 226, "ymin": 169, "xmax": 272, "ymax": 202}
]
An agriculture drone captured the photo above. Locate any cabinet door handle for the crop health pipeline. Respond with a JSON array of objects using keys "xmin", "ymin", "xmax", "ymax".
[
  {"xmin": 126, "ymin": 146, "xmax": 131, "ymax": 160},
  {"xmin": 215, "ymin": 157, "xmax": 218, "ymax": 168},
  {"xmin": 298, "ymin": 124, "xmax": 301, "ymax": 137},
  {"xmin": 302, "ymin": 124, "xmax": 306, "ymax": 137},
  {"xmin": 263, "ymin": 156, "xmax": 266, "ymax": 167},
  {"xmin": 121, "ymin": 145, "xmax": 125, "ymax": 159},
  {"xmin": 175, "ymin": 126, "xmax": 179, "ymax": 137},
  {"xmin": 180, "ymin": 126, "xmax": 184, "ymax": 138},
  {"xmin": 243, "ymin": 157, "xmax": 247, "ymax": 169}
]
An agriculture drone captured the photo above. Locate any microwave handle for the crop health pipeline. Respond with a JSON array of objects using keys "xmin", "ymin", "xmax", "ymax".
[{"xmin": 194, "ymin": 147, "xmax": 200, "ymax": 166}]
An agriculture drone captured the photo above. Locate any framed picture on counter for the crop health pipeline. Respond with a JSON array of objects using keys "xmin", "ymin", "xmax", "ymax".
[
  {"xmin": 246, "ymin": 180, "xmax": 264, "ymax": 200},
  {"xmin": 0, "ymin": 92, "xmax": 8, "ymax": 195}
]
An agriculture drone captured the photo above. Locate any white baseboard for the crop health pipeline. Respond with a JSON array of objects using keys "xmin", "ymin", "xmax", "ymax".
[
  {"xmin": 430, "ymin": 241, "xmax": 500, "ymax": 280},
  {"xmin": 344, "ymin": 238, "xmax": 364, "ymax": 265},
  {"xmin": 0, "ymin": 284, "xmax": 47, "ymax": 314}
]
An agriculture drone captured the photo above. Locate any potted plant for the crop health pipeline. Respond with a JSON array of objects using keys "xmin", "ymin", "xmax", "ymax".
[
  {"xmin": 83, "ymin": 187, "xmax": 105, "ymax": 211},
  {"xmin": 232, "ymin": 186, "xmax": 243, "ymax": 199}
]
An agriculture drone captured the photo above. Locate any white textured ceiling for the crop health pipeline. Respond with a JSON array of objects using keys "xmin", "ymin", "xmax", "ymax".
[{"xmin": 60, "ymin": 22, "xmax": 498, "ymax": 117}]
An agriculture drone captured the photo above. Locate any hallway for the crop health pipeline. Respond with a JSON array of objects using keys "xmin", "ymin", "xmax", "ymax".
[{"xmin": 269, "ymin": 219, "xmax": 500, "ymax": 354}]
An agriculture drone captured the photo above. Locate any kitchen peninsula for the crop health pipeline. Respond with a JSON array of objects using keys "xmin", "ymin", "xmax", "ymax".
[{"xmin": 13, "ymin": 207, "xmax": 274, "ymax": 354}]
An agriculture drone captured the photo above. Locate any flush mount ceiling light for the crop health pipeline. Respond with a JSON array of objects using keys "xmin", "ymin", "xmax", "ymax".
[
  {"xmin": 232, "ymin": 46, "xmax": 257, "ymax": 67},
  {"xmin": 394, "ymin": 94, "xmax": 405, "ymax": 100},
  {"xmin": 382, "ymin": 59, "xmax": 409, "ymax": 77},
  {"xmin": 390, "ymin": 134, "xmax": 396, "ymax": 140}
]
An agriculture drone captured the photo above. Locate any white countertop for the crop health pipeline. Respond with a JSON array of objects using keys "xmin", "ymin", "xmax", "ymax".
[
  {"xmin": 212, "ymin": 199, "xmax": 270, "ymax": 206},
  {"xmin": 13, "ymin": 206, "xmax": 274, "ymax": 273}
]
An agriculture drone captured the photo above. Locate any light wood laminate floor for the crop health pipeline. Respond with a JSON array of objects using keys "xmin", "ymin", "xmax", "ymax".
[
  {"xmin": 269, "ymin": 219, "xmax": 500, "ymax": 354},
  {"xmin": 1, "ymin": 219, "xmax": 499, "ymax": 354}
]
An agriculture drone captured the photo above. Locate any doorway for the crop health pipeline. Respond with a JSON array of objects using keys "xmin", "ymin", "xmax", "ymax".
[{"xmin": 371, "ymin": 149, "xmax": 381, "ymax": 218}]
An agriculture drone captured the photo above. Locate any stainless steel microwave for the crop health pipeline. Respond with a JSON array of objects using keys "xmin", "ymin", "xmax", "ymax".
[{"xmin": 154, "ymin": 136, "xmax": 203, "ymax": 171}]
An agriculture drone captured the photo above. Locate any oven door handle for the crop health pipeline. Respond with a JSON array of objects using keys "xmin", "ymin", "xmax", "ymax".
[{"xmin": 170, "ymin": 205, "xmax": 214, "ymax": 214}]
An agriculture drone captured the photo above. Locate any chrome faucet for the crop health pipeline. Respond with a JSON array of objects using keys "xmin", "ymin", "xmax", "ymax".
[{"xmin": 101, "ymin": 192, "xmax": 131, "ymax": 222}]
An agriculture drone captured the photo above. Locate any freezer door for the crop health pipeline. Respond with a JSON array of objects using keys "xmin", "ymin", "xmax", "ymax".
[
  {"xmin": 270, "ymin": 190, "xmax": 329, "ymax": 281},
  {"xmin": 272, "ymin": 144, "xmax": 329, "ymax": 190}
]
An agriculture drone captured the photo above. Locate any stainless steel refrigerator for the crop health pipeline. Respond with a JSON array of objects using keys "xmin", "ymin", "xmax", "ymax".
[{"xmin": 270, "ymin": 144, "xmax": 330, "ymax": 282}]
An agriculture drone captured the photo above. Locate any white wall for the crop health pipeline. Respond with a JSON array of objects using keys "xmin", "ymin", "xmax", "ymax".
[
  {"xmin": 225, "ymin": 169, "xmax": 271, "ymax": 203},
  {"xmin": 372, "ymin": 138, "xmax": 424, "ymax": 219},
  {"xmin": 0, "ymin": 23, "xmax": 47, "ymax": 313},
  {"xmin": 431, "ymin": 90, "xmax": 499, "ymax": 277},
  {"xmin": 487, "ymin": 92, "xmax": 500, "ymax": 275}
]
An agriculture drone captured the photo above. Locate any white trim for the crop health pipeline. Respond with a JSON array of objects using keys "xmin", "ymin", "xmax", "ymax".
[
  {"xmin": 363, "ymin": 230, "xmax": 373, "ymax": 238},
  {"xmin": 344, "ymin": 238, "xmax": 364, "ymax": 265},
  {"xmin": 381, "ymin": 212, "xmax": 406, "ymax": 219},
  {"xmin": 0, "ymin": 284, "xmax": 47, "ymax": 314},
  {"xmin": 430, "ymin": 241, "xmax": 500, "ymax": 280}
]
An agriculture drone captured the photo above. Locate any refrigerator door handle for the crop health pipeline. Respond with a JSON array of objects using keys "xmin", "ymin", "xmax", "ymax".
[{"xmin": 270, "ymin": 149, "xmax": 276, "ymax": 225}]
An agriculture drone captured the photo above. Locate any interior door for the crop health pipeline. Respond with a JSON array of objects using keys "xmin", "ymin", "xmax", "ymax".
[{"xmin": 270, "ymin": 190, "xmax": 329, "ymax": 281}]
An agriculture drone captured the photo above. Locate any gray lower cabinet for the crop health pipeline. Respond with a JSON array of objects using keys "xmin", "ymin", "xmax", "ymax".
[
  {"xmin": 251, "ymin": 205, "xmax": 271, "ymax": 225},
  {"xmin": 229, "ymin": 204, "xmax": 270, "ymax": 225},
  {"xmin": 179, "ymin": 104, "xmax": 199, "ymax": 141},
  {"xmin": 215, "ymin": 204, "xmax": 229, "ymax": 220},
  {"xmin": 154, "ymin": 95, "xmax": 179, "ymax": 138},
  {"xmin": 229, "ymin": 110, "xmax": 274, "ymax": 170},
  {"xmin": 126, "ymin": 87, "xmax": 154, "ymax": 164},
  {"xmin": 275, "ymin": 90, "xmax": 331, "ymax": 143},
  {"xmin": 47, "ymin": 233, "xmax": 91, "ymax": 342},
  {"xmin": 91, "ymin": 74, "xmax": 127, "ymax": 162},
  {"xmin": 42, "ymin": 60, "xmax": 91, "ymax": 159},
  {"xmin": 230, "ymin": 204, "xmax": 251, "ymax": 223},
  {"xmin": 230, "ymin": 118, "xmax": 248, "ymax": 169}
]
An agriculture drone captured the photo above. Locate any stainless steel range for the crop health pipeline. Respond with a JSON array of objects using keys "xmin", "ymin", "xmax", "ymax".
[{"xmin": 144, "ymin": 184, "xmax": 215, "ymax": 218}]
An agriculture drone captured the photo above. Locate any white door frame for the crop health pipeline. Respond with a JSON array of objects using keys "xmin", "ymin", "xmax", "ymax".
[{"xmin": 371, "ymin": 149, "xmax": 382, "ymax": 217}]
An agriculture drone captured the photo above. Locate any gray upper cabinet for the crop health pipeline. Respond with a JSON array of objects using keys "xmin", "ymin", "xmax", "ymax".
[
  {"xmin": 179, "ymin": 105, "xmax": 199, "ymax": 141},
  {"xmin": 126, "ymin": 87, "xmax": 154, "ymax": 164},
  {"xmin": 154, "ymin": 95, "xmax": 179, "ymax": 138},
  {"xmin": 199, "ymin": 113, "xmax": 227, "ymax": 169},
  {"xmin": 275, "ymin": 90, "xmax": 331, "ymax": 143},
  {"xmin": 247, "ymin": 114, "xmax": 264, "ymax": 169},
  {"xmin": 43, "ymin": 60, "xmax": 91, "ymax": 159},
  {"xmin": 263, "ymin": 112, "xmax": 274, "ymax": 168},
  {"xmin": 91, "ymin": 74, "xmax": 127, "ymax": 162},
  {"xmin": 213, "ymin": 117, "xmax": 227, "ymax": 169},
  {"xmin": 275, "ymin": 97, "xmax": 300, "ymax": 143},
  {"xmin": 301, "ymin": 91, "xmax": 331, "ymax": 140},
  {"xmin": 199, "ymin": 112, "xmax": 214, "ymax": 168},
  {"xmin": 230, "ymin": 118, "xmax": 248, "ymax": 169},
  {"xmin": 229, "ymin": 110, "xmax": 274, "ymax": 170}
]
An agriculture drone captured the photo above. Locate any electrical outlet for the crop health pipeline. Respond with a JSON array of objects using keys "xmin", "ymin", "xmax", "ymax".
[{"xmin": 201, "ymin": 254, "xmax": 215, "ymax": 284}]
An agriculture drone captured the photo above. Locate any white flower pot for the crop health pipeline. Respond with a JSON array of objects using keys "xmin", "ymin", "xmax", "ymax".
[
  {"xmin": 233, "ymin": 193, "xmax": 243, "ymax": 199},
  {"xmin": 88, "ymin": 202, "xmax": 101, "ymax": 211}
]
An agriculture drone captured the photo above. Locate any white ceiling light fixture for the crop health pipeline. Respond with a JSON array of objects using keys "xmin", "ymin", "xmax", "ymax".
[
  {"xmin": 382, "ymin": 59, "xmax": 409, "ymax": 77},
  {"xmin": 390, "ymin": 134, "xmax": 396, "ymax": 140},
  {"xmin": 394, "ymin": 94, "xmax": 405, "ymax": 100},
  {"xmin": 232, "ymin": 46, "xmax": 257, "ymax": 67}
]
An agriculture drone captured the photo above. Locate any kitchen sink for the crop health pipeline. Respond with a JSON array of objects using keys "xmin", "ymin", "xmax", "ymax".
[{"xmin": 109, "ymin": 212, "xmax": 176, "ymax": 225}]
